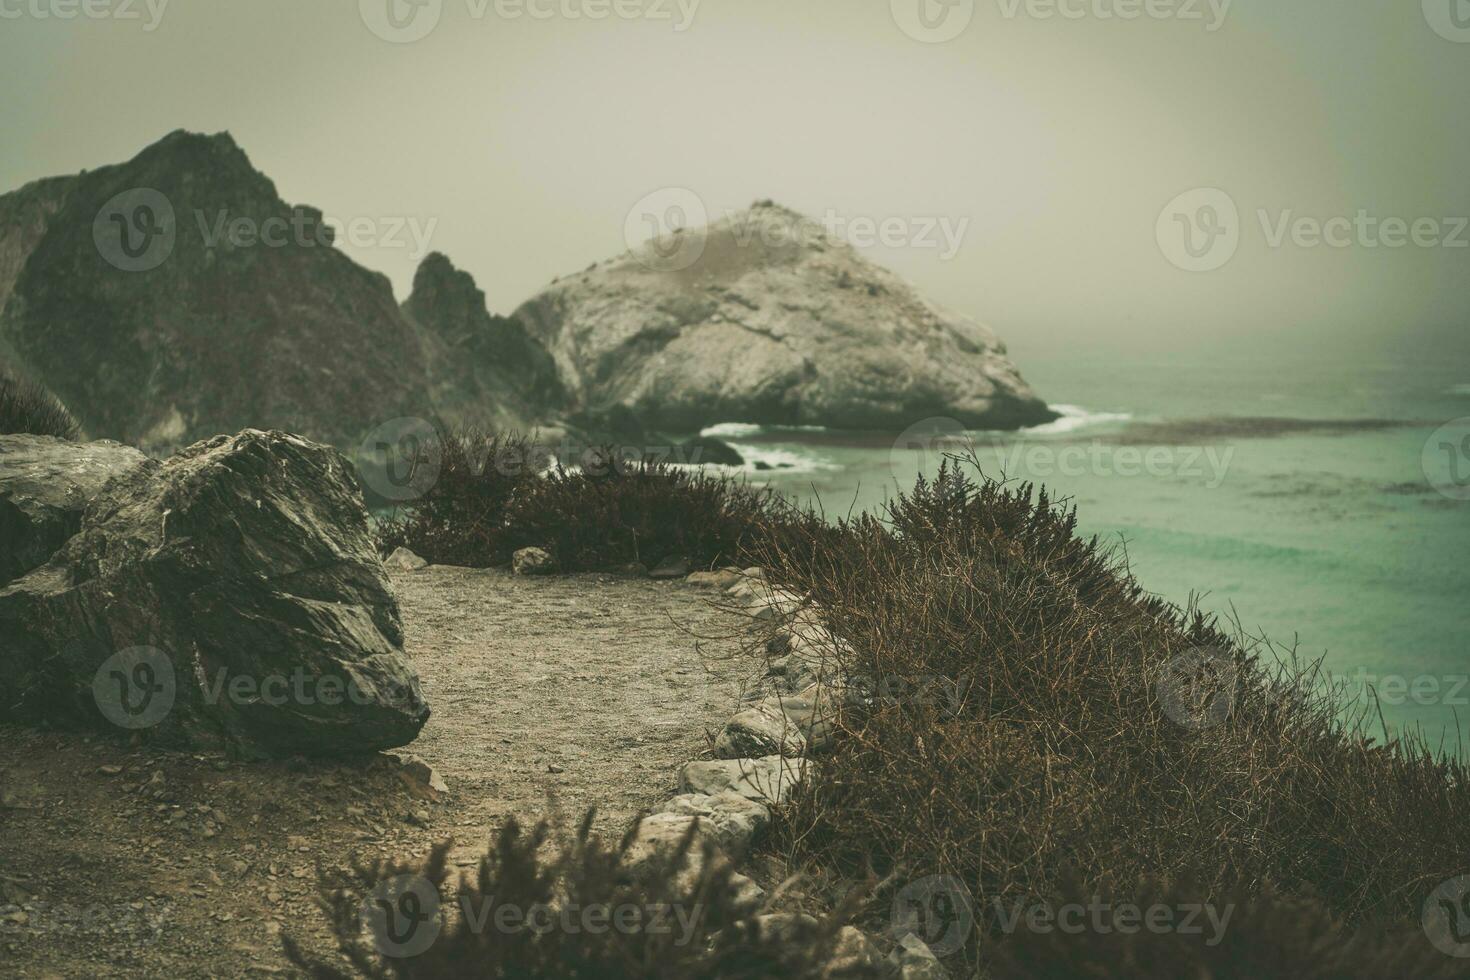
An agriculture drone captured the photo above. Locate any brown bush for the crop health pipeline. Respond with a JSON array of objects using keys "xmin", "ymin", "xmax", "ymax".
[
  {"xmin": 374, "ymin": 428, "xmax": 545, "ymax": 567},
  {"xmin": 0, "ymin": 367, "xmax": 80, "ymax": 439},
  {"xmin": 284, "ymin": 810, "xmax": 878, "ymax": 980},
  {"xmin": 988, "ymin": 876, "xmax": 1470, "ymax": 980},
  {"xmin": 753, "ymin": 458, "xmax": 1470, "ymax": 976},
  {"xmin": 375, "ymin": 428, "xmax": 819, "ymax": 573}
]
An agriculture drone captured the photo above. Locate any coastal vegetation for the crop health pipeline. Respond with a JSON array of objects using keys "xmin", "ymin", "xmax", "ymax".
[{"xmin": 372, "ymin": 427, "xmax": 1470, "ymax": 977}]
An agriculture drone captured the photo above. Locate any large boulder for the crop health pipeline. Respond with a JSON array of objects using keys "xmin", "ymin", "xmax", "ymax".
[
  {"xmin": 0, "ymin": 434, "xmax": 148, "ymax": 585},
  {"xmin": 0, "ymin": 429, "xmax": 429, "ymax": 757},
  {"xmin": 513, "ymin": 202, "xmax": 1056, "ymax": 432}
]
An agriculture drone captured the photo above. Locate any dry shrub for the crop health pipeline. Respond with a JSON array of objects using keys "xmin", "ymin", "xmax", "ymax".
[
  {"xmin": 988, "ymin": 876, "xmax": 1470, "ymax": 980},
  {"xmin": 501, "ymin": 452, "xmax": 812, "ymax": 573},
  {"xmin": 375, "ymin": 428, "xmax": 817, "ymax": 573},
  {"xmin": 754, "ymin": 458, "xmax": 1470, "ymax": 975},
  {"xmin": 374, "ymin": 428, "xmax": 544, "ymax": 567},
  {"xmin": 0, "ymin": 367, "xmax": 80, "ymax": 439},
  {"xmin": 284, "ymin": 810, "xmax": 878, "ymax": 980}
]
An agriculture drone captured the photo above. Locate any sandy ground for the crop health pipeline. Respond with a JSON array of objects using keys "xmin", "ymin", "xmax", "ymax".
[{"xmin": 0, "ymin": 566, "xmax": 755, "ymax": 978}]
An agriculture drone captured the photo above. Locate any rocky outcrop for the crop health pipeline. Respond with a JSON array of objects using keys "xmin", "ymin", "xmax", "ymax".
[
  {"xmin": 0, "ymin": 429, "xmax": 429, "ymax": 757},
  {"xmin": 0, "ymin": 131, "xmax": 436, "ymax": 453},
  {"xmin": 0, "ymin": 132, "xmax": 568, "ymax": 454},
  {"xmin": 401, "ymin": 252, "xmax": 566, "ymax": 434},
  {"xmin": 0, "ymin": 434, "xmax": 148, "ymax": 585},
  {"xmin": 513, "ymin": 202, "xmax": 1055, "ymax": 432}
]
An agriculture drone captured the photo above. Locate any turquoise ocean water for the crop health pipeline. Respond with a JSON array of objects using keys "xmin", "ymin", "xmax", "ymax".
[{"xmin": 699, "ymin": 349, "xmax": 1470, "ymax": 747}]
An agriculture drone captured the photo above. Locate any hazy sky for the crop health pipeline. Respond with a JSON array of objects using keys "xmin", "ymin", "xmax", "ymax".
[{"xmin": 2, "ymin": 0, "xmax": 1467, "ymax": 360}]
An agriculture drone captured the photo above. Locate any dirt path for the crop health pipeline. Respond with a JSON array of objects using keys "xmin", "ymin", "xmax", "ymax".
[{"xmin": 0, "ymin": 567, "xmax": 755, "ymax": 978}]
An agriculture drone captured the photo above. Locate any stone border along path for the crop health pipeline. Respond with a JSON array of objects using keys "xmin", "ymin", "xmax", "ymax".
[{"xmin": 591, "ymin": 560, "xmax": 953, "ymax": 980}]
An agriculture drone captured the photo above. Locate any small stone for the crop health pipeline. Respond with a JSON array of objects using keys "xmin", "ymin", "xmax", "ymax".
[
  {"xmin": 714, "ymin": 704, "xmax": 806, "ymax": 759},
  {"xmin": 649, "ymin": 556, "xmax": 691, "ymax": 580},
  {"xmin": 97, "ymin": 765, "xmax": 124, "ymax": 775},
  {"xmin": 750, "ymin": 587, "xmax": 804, "ymax": 624},
  {"xmin": 751, "ymin": 912, "xmax": 820, "ymax": 945},
  {"xmin": 512, "ymin": 547, "xmax": 558, "ymax": 577},
  {"xmin": 824, "ymin": 927, "xmax": 884, "ymax": 977},
  {"xmin": 679, "ymin": 756, "xmax": 813, "ymax": 806},
  {"xmin": 687, "ymin": 568, "xmax": 742, "ymax": 590},
  {"xmin": 547, "ymin": 764, "xmax": 565, "ymax": 774},
  {"xmin": 385, "ymin": 547, "xmax": 428, "ymax": 571},
  {"xmin": 382, "ymin": 751, "xmax": 449, "ymax": 800},
  {"xmin": 889, "ymin": 933, "xmax": 950, "ymax": 980},
  {"xmin": 652, "ymin": 792, "xmax": 770, "ymax": 858}
]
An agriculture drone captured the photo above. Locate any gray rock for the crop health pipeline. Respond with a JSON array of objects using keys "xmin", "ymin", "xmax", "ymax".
[
  {"xmin": 825, "ymin": 926, "xmax": 884, "ymax": 977},
  {"xmin": 749, "ymin": 912, "xmax": 819, "ymax": 945},
  {"xmin": 724, "ymin": 568, "xmax": 768, "ymax": 602},
  {"xmin": 649, "ymin": 556, "xmax": 691, "ymax": 580},
  {"xmin": 0, "ymin": 435, "xmax": 148, "ymax": 586},
  {"xmin": 621, "ymin": 812, "xmax": 763, "ymax": 912},
  {"xmin": 750, "ymin": 587, "xmax": 805, "ymax": 624},
  {"xmin": 652, "ymin": 791, "xmax": 771, "ymax": 858},
  {"xmin": 775, "ymin": 687, "xmax": 841, "ymax": 754},
  {"xmin": 0, "ymin": 429, "xmax": 430, "ymax": 758},
  {"xmin": 687, "ymin": 568, "xmax": 743, "ymax": 590},
  {"xmin": 714, "ymin": 703, "xmax": 807, "ymax": 759},
  {"xmin": 383, "ymin": 751, "xmax": 449, "ymax": 799},
  {"xmin": 512, "ymin": 547, "xmax": 557, "ymax": 576},
  {"xmin": 679, "ymin": 756, "xmax": 813, "ymax": 806},
  {"xmin": 678, "ymin": 436, "xmax": 744, "ymax": 467},
  {"xmin": 889, "ymin": 933, "xmax": 950, "ymax": 980},
  {"xmin": 512, "ymin": 203, "xmax": 1055, "ymax": 432},
  {"xmin": 385, "ymin": 547, "xmax": 428, "ymax": 571}
]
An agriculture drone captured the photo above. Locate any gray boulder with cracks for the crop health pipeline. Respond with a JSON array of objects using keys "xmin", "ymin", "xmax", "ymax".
[{"xmin": 0, "ymin": 429, "xmax": 429, "ymax": 757}]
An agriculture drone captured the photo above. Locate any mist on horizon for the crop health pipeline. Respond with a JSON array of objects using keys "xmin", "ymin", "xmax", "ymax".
[{"xmin": 2, "ymin": 0, "xmax": 1467, "ymax": 361}]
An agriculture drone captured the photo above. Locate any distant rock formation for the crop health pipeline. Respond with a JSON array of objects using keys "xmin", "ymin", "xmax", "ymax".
[
  {"xmin": 401, "ymin": 252, "xmax": 565, "ymax": 434},
  {"xmin": 0, "ymin": 131, "xmax": 443, "ymax": 453},
  {"xmin": 0, "ymin": 131, "xmax": 565, "ymax": 454},
  {"xmin": 512, "ymin": 202, "xmax": 1055, "ymax": 432},
  {"xmin": 0, "ymin": 135, "xmax": 1052, "ymax": 451},
  {"xmin": 0, "ymin": 429, "xmax": 429, "ymax": 757}
]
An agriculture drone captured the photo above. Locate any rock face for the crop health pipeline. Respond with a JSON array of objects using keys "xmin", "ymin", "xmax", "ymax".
[
  {"xmin": 0, "ymin": 429, "xmax": 429, "ymax": 757},
  {"xmin": 0, "ymin": 131, "xmax": 566, "ymax": 453},
  {"xmin": 513, "ymin": 202, "xmax": 1055, "ymax": 431},
  {"xmin": 401, "ymin": 252, "xmax": 566, "ymax": 434},
  {"xmin": 0, "ymin": 131, "xmax": 435, "ymax": 453},
  {"xmin": 0, "ymin": 434, "xmax": 148, "ymax": 585}
]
